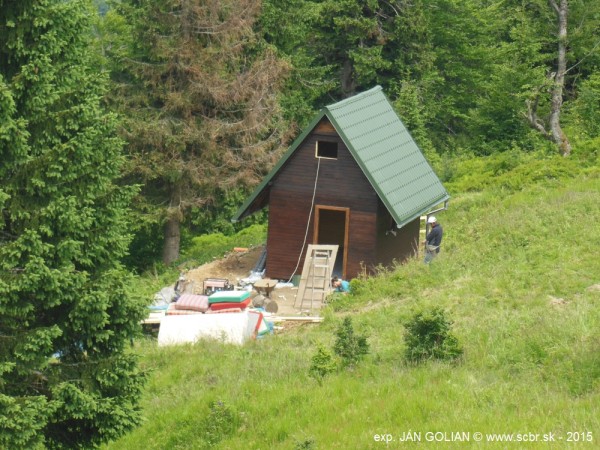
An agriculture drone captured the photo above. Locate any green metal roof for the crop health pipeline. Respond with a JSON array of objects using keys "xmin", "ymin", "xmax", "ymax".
[{"xmin": 232, "ymin": 85, "xmax": 449, "ymax": 228}]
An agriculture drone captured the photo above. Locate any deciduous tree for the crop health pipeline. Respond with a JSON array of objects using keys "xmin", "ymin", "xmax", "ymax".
[{"xmin": 524, "ymin": 0, "xmax": 573, "ymax": 155}]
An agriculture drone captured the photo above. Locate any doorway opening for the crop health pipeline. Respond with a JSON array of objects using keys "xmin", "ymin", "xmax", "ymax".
[{"xmin": 314, "ymin": 206, "xmax": 349, "ymax": 279}]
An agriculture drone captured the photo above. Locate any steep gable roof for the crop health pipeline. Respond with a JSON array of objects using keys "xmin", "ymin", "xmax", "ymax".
[{"xmin": 232, "ymin": 86, "xmax": 449, "ymax": 228}]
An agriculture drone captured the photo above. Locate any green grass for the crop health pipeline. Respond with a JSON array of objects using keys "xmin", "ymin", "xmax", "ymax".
[{"xmin": 107, "ymin": 165, "xmax": 600, "ymax": 449}]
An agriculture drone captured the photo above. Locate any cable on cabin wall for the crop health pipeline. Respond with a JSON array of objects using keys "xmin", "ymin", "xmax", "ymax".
[{"xmin": 286, "ymin": 157, "xmax": 321, "ymax": 283}]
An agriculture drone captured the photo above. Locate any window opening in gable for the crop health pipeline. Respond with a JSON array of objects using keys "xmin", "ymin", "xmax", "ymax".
[{"xmin": 316, "ymin": 140, "xmax": 338, "ymax": 159}]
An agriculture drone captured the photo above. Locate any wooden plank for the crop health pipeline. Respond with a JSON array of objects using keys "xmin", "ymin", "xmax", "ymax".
[
  {"xmin": 267, "ymin": 316, "xmax": 324, "ymax": 323},
  {"xmin": 141, "ymin": 311, "xmax": 166, "ymax": 325}
]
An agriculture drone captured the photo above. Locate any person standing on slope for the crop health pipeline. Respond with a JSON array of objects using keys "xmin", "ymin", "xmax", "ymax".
[{"xmin": 423, "ymin": 216, "xmax": 443, "ymax": 263}]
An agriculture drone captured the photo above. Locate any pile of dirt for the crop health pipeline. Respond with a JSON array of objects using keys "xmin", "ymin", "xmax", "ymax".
[{"xmin": 184, "ymin": 245, "xmax": 265, "ymax": 291}]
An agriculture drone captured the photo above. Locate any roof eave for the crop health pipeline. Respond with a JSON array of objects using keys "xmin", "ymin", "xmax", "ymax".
[
  {"xmin": 393, "ymin": 194, "xmax": 451, "ymax": 229},
  {"xmin": 231, "ymin": 109, "xmax": 328, "ymax": 222}
]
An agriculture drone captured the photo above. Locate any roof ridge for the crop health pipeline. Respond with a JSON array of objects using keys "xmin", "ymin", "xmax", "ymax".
[{"xmin": 326, "ymin": 85, "xmax": 382, "ymax": 111}]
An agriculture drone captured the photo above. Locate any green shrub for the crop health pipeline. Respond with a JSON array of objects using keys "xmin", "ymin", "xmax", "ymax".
[
  {"xmin": 295, "ymin": 437, "xmax": 317, "ymax": 450},
  {"xmin": 333, "ymin": 317, "xmax": 369, "ymax": 367},
  {"xmin": 309, "ymin": 343, "xmax": 337, "ymax": 384},
  {"xmin": 404, "ymin": 307, "xmax": 463, "ymax": 363},
  {"xmin": 202, "ymin": 400, "xmax": 239, "ymax": 447}
]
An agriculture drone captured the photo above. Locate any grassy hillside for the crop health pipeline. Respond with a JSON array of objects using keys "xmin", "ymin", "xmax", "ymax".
[{"xmin": 107, "ymin": 157, "xmax": 599, "ymax": 449}]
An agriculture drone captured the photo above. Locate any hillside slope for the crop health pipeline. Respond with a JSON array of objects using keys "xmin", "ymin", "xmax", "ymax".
[{"xmin": 106, "ymin": 170, "xmax": 600, "ymax": 450}]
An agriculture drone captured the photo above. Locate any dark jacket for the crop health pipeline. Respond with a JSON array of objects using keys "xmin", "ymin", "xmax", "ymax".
[{"xmin": 426, "ymin": 224, "xmax": 443, "ymax": 253}]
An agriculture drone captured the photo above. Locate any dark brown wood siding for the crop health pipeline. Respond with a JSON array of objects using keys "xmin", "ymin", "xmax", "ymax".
[
  {"xmin": 266, "ymin": 119, "xmax": 379, "ymax": 280},
  {"xmin": 375, "ymin": 200, "xmax": 420, "ymax": 267}
]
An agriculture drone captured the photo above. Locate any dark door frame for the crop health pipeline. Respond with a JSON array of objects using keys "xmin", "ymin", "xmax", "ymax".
[{"xmin": 313, "ymin": 205, "xmax": 349, "ymax": 279}]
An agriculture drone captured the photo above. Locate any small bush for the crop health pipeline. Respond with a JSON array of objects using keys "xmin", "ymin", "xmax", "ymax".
[
  {"xmin": 294, "ymin": 436, "xmax": 317, "ymax": 450},
  {"xmin": 309, "ymin": 343, "xmax": 337, "ymax": 384},
  {"xmin": 404, "ymin": 307, "xmax": 463, "ymax": 363},
  {"xmin": 333, "ymin": 317, "xmax": 369, "ymax": 367},
  {"xmin": 203, "ymin": 400, "xmax": 239, "ymax": 446}
]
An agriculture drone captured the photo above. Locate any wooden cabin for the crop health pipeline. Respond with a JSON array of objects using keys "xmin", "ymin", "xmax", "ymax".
[{"xmin": 232, "ymin": 86, "xmax": 449, "ymax": 280}]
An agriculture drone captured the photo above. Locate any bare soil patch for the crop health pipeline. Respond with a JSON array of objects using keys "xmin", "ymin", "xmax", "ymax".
[{"xmin": 184, "ymin": 245, "xmax": 265, "ymax": 289}]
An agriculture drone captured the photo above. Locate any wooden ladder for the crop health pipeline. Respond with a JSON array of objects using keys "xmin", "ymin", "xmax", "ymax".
[{"xmin": 295, "ymin": 244, "xmax": 338, "ymax": 311}]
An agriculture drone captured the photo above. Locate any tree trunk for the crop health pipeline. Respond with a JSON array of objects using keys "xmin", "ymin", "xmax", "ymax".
[
  {"xmin": 341, "ymin": 59, "xmax": 356, "ymax": 98},
  {"xmin": 549, "ymin": 0, "xmax": 572, "ymax": 156},
  {"xmin": 162, "ymin": 215, "xmax": 181, "ymax": 265}
]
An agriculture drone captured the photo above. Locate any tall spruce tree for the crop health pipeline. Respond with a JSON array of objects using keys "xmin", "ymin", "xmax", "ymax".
[
  {"xmin": 0, "ymin": 1, "xmax": 145, "ymax": 448},
  {"xmin": 310, "ymin": 0, "xmax": 394, "ymax": 98},
  {"xmin": 259, "ymin": 0, "xmax": 334, "ymax": 129},
  {"xmin": 107, "ymin": 0, "xmax": 289, "ymax": 264}
]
